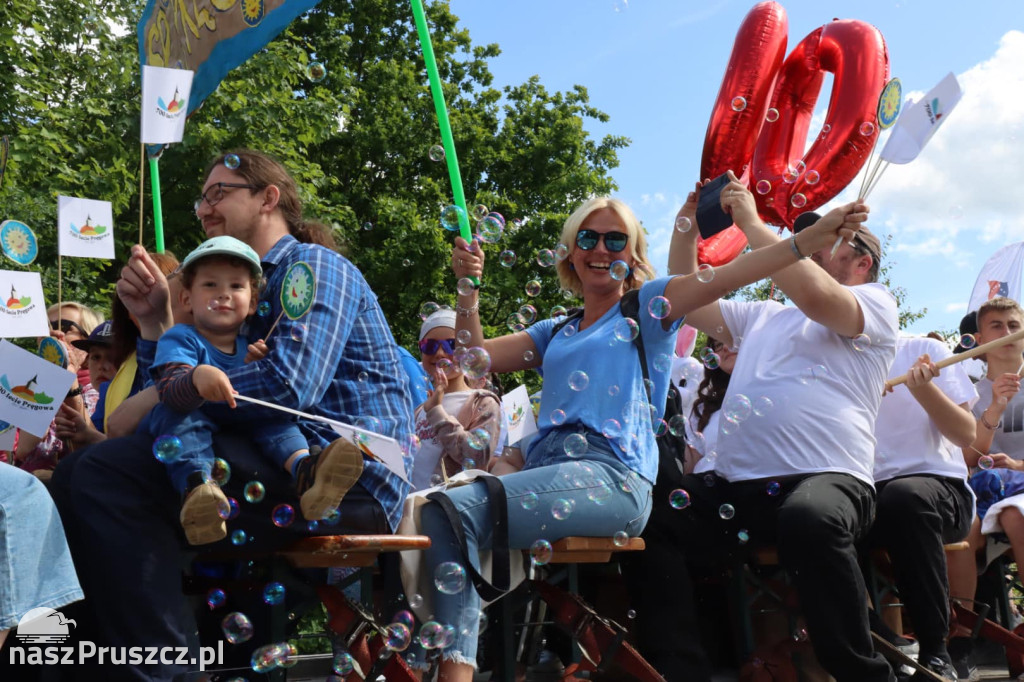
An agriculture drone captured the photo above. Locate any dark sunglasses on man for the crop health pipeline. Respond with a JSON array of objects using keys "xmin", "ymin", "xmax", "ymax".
[
  {"xmin": 418, "ymin": 338, "xmax": 457, "ymax": 356},
  {"xmin": 575, "ymin": 229, "xmax": 629, "ymax": 253}
]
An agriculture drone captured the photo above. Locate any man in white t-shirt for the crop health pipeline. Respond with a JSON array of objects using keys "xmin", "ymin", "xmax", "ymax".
[
  {"xmin": 630, "ymin": 197, "xmax": 899, "ymax": 682},
  {"xmin": 871, "ymin": 335, "xmax": 977, "ymax": 679}
]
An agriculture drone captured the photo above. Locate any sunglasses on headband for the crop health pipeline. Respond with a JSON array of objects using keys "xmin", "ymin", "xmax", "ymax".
[
  {"xmin": 575, "ymin": 229, "xmax": 628, "ymax": 253},
  {"xmin": 418, "ymin": 338, "xmax": 457, "ymax": 356}
]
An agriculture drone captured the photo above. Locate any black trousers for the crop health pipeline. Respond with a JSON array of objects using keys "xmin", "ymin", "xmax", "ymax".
[
  {"xmin": 870, "ymin": 475, "xmax": 973, "ymax": 660},
  {"xmin": 624, "ymin": 471, "xmax": 894, "ymax": 682},
  {"xmin": 46, "ymin": 432, "xmax": 389, "ymax": 681}
]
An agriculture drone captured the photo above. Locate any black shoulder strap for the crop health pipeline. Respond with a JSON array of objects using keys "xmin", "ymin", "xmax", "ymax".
[
  {"xmin": 550, "ymin": 307, "xmax": 584, "ymax": 338},
  {"xmin": 425, "ymin": 476, "xmax": 511, "ymax": 602},
  {"xmin": 618, "ymin": 289, "xmax": 652, "ymax": 403}
]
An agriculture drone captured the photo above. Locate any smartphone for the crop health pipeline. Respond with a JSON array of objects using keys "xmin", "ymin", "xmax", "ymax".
[{"xmin": 696, "ymin": 173, "xmax": 734, "ymax": 239}]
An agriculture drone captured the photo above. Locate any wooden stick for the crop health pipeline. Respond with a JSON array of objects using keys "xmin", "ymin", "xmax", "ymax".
[
  {"xmin": 138, "ymin": 144, "xmax": 145, "ymax": 245},
  {"xmin": 263, "ymin": 308, "xmax": 286, "ymax": 339},
  {"xmin": 232, "ymin": 393, "xmax": 380, "ymax": 446},
  {"xmin": 886, "ymin": 328, "xmax": 1024, "ymax": 389},
  {"xmin": 57, "ymin": 255, "xmax": 62, "ymax": 332}
]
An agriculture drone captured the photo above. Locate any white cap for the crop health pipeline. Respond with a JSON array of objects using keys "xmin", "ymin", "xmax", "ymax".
[{"xmin": 419, "ymin": 308, "xmax": 457, "ymax": 341}]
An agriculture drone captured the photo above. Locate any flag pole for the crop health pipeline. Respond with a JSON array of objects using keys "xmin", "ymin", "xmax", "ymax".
[
  {"xmin": 57, "ymin": 254, "xmax": 62, "ymax": 333},
  {"xmin": 138, "ymin": 144, "xmax": 146, "ymax": 245},
  {"xmin": 149, "ymin": 154, "xmax": 165, "ymax": 253}
]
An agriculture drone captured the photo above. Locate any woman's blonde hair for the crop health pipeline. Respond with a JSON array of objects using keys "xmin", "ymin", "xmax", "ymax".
[
  {"xmin": 554, "ymin": 197, "xmax": 655, "ymax": 297},
  {"xmin": 47, "ymin": 302, "xmax": 103, "ymax": 335}
]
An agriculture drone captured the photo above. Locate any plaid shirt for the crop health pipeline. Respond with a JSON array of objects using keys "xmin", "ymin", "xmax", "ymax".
[{"xmin": 138, "ymin": 234, "xmax": 414, "ymax": 529}]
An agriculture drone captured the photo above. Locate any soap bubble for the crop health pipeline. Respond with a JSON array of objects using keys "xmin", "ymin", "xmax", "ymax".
[
  {"xmin": 530, "ymin": 539, "xmax": 553, "ymax": 565},
  {"xmin": 333, "ymin": 652, "xmax": 355, "ymax": 675},
  {"xmin": 601, "ymin": 418, "xmax": 622, "ymax": 439},
  {"xmin": 272, "ymin": 504, "xmax": 295, "ymax": 527},
  {"xmin": 467, "ymin": 428, "xmax": 491, "ymax": 451},
  {"xmin": 521, "ymin": 492, "xmax": 539, "ymax": 510},
  {"xmin": 361, "ymin": 222, "xmax": 373, "ymax": 231},
  {"xmin": 536, "ymin": 249, "xmax": 556, "ymax": 267},
  {"xmin": 206, "ymin": 588, "xmax": 226, "ymax": 609},
  {"xmin": 669, "ymin": 489, "xmax": 691, "ymax": 509},
  {"xmin": 525, "ymin": 280, "xmax": 542, "ymax": 297},
  {"xmin": 499, "ymin": 250, "xmax": 517, "ymax": 267},
  {"xmin": 805, "ymin": 170, "xmax": 820, "ymax": 185},
  {"xmin": 231, "ymin": 529, "xmax": 247, "ymax": 545},
  {"xmin": 384, "ymin": 623, "xmax": 412, "ymax": 651},
  {"xmin": 979, "ymin": 455, "xmax": 994, "ymax": 470},
  {"xmin": 654, "ymin": 353, "xmax": 672, "ymax": 373},
  {"xmin": 568, "ymin": 370, "xmax": 589, "ymax": 391},
  {"xmin": 418, "ymin": 621, "xmax": 446, "ymax": 649},
  {"xmin": 506, "ymin": 312, "xmax": 527, "ymax": 332},
  {"xmin": 731, "ymin": 96, "xmax": 747, "ymax": 112},
  {"xmin": 765, "ymin": 107, "xmax": 779, "ymax": 122},
  {"xmin": 675, "ymin": 216, "xmax": 692, "ymax": 233},
  {"xmin": 783, "ymin": 166, "xmax": 800, "ymax": 184},
  {"xmin": 648, "ymin": 296, "xmax": 671, "ymax": 320},
  {"xmin": 752, "ymin": 396, "xmax": 774, "ymax": 417},
  {"xmin": 718, "ymin": 503, "xmax": 736, "ymax": 520},
  {"xmin": 766, "ymin": 481, "xmax": 781, "ymax": 497},
  {"xmin": 459, "ymin": 347, "xmax": 491, "ymax": 380},
  {"xmin": 428, "ymin": 145, "xmax": 445, "ymax": 162},
  {"xmin": 434, "ymin": 562, "xmax": 466, "ymax": 594},
  {"xmin": 523, "ymin": 350, "xmax": 535, "ymax": 362},
  {"xmin": 613, "ymin": 317, "xmax": 639, "ymax": 342},
  {"xmin": 224, "ymin": 154, "xmax": 241, "ymax": 170},
  {"xmin": 613, "ymin": 531, "xmax": 629, "ymax": 547},
  {"xmin": 852, "ymin": 333, "xmax": 871, "ymax": 352},
  {"xmin": 551, "ymin": 498, "xmax": 575, "ymax": 520},
  {"xmin": 306, "ymin": 61, "xmax": 327, "ymax": 82},
  {"xmin": 419, "ymin": 301, "xmax": 440, "ymax": 320},
  {"xmin": 472, "ymin": 205, "xmax": 489, "ymax": 221},
  {"xmin": 791, "ymin": 193, "xmax": 807, "ymax": 208},
  {"xmin": 478, "ymin": 215, "xmax": 504, "ymax": 243},
  {"xmin": 608, "ymin": 384, "xmax": 620, "ymax": 397},
  {"xmin": 696, "ymin": 264, "xmax": 715, "ymax": 283},
  {"xmin": 563, "ymin": 433, "xmax": 588, "ymax": 457},
  {"xmin": 859, "ymin": 121, "xmax": 876, "ymax": 137},
  {"xmin": 798, "ymin": 364, "xmax": 828, "ymax": 385},
  {"xmin": 550, "ymin": 409, "xmax": 566, "ymax": 425},
  {"xmin": 153, "ymin": 435, "xmax": 183, "ymax": 463},
  {"xmin": 456, "ymin": 329, "xmax": 472, "ymax": 346},
  {"xmin": 756, "ymin": 179, "xmax": 772, "ymax": 195},
  {"xmin": 609, "ymin": 261, "xmax": 630, "ymax": 281},
  {"xmin": 257, "ymin": 301, "xmax": 271, "ymax": 317},
  {"xmin": 262, "ymin": 582, "xmax": 285, "ymax": 605},
  {"xmin": 211, "ymin": 458, "xmax": 231, "ymax": 486},
  {"xmin": 440, "ymin": 205, "xmax": 465, "ymax": 231},
  {"xmin": 221, "ymin": 612, "xmax": 254, "ymax": 643},
  {"xmin": 289, "ymin": 324, "xmax": 306, "ymax": 342},
  {"xmin": 723, "ymin": 394, "xmax": 752, "ymax": 423},
  {"xmin": 456, "ymin": 277, "xmax": 476, "ymax": 296},
  {"xmin": 243, "ymin": 480, "xmax": 266, "ymax": 503},
  {"xmin": 737, "ymin": 529, "xmax": 750, "ymax": 544},
  {"xmin": 703, "ymin": 352, "xmax": 720, "ymax": 370},
  {"xmin": 958, "ymin": 334, "xmax": 976, "ymax": 350},
  {"xmin": 518, "ymin": 305, "xmax": 538, "ymax": 324}
]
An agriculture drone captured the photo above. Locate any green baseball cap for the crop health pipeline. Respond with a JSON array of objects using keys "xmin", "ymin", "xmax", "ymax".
[{"xmin": 182, "ymin": 236, "xmax": 262, "ymax": 277}]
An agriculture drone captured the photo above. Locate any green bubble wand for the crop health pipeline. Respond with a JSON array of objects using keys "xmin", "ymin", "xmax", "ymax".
[{"xmin": 409, "ymin": 0, "xmax": 479, "ymax": 287}]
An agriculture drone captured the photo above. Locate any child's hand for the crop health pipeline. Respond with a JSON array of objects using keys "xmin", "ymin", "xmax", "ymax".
[
  {"xmin": 423, "ymin": 368, "xmax": 448, "ymax": 412},
  {"xmin": 244, "ymin": 339, "xmax": 269, "ymax": 364},
  {"xmin": 192, "ymin": 365, "xmax": 237, "ymax": 408}
]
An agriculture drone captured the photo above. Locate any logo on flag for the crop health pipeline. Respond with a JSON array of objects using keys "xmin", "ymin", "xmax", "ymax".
[
  {"xmin": 0, "ymin": 374, "xmax": 54, "ymax": 406},
  {"xmin": 924, "ymin": 97, "xmax": 943, "ymax": 124},
  {"xmin": 156, "ymin": 86, "xmax": 186, "ymax": 119},
  {"xmin": 989, "ymin": 280, "xmax": 1010, "ymax": 299},
  {"xmin": 69, "ymin": 215, "xmax": 109, "ymax": 241},
  {"xmin": 1, "ymin": 284, "xmax": 34, "ymax": 314}
]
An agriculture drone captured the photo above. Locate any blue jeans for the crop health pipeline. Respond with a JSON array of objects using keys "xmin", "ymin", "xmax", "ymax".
[
  {"xmin": 416, "ymin": 427, "xmax": 653, "ymax": 667},
  {"xmin": 146, "ymin": 403, "xmax": 309, "ymax": 494},
  {"xmin": 0, "ymin": 465, "xmax": 83, "ymax": 629}
]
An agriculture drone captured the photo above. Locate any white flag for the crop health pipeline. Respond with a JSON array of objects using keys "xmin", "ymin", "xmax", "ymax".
[
  {"xmin": 57, "ymin": 196, "xmax": 115, "ymax": 259},
  {"xmin": 0, "ymin": 340, "xmax": 76, "ymax": 438},
  {"xmin": 880, "ymin": 72, "xmax": 962, "ymax": 165},
  {"xmin": 968, "ymin": 241, "xmax": 1024, "ymax": 313},
  {"xmin": 141, "ymin": 65, "xmax": 193, "ymax": 144},
  {"xmin": 501, "ymin": 384, "xmax": 538, "ymax": 446},
  {"xmin": 0, "ymin": 270, "xmax": 49, "ymax": 338}
]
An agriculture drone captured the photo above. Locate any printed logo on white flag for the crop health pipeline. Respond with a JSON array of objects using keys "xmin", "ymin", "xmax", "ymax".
[
  {"xmin": 968, "ymin": 241, "xmax": 1024, "ymax": 313},
  {"xmin": 141, "ymin": 66, "xmax": 194, "ymax": 144},
  {"xmin": 57, "ymin": 196, "xmax": 115, "ymax": 259},
  {"xmin": 880, "ymin": 72, "xmax": 962, "ymax": 165},
  {"xmin": 0, "ymin": 270, "xmax": 49, "ymax": 338},
  {"xmin": 0, "ymin": 340, "xmax": 76, "ymax": 438},
  {"xmin": 502, "ymin": 384, "xmax": 537, "ymax": 446}
]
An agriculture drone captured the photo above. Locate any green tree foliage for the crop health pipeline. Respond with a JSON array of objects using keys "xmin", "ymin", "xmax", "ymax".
[{"xmin": 0, "ymin": 0, "xmax": 627, "ymax": 359}]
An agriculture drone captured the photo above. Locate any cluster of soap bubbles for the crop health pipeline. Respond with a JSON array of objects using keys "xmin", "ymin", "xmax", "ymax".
[{"xmin": 250, "ymin": 642, "xmax": 299, "ymax": 672}]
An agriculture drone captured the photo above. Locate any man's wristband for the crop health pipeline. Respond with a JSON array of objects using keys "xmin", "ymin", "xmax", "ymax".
[
  {"xmin": 790, "ymin": 235, "xmax": 809, "ymax": 260},
  {"xmin": 67, "ymin": 386, "xmax": 84, "ymax": 398}
]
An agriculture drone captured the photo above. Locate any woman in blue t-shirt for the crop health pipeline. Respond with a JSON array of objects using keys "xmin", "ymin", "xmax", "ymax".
[{"xmin": 416, "ymin": 178, "xmax": 869, "ymax": 678}]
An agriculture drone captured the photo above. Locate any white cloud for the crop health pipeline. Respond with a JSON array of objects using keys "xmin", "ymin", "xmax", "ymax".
[{"xmin": 945, "ymin": 302, "xmax": 967, "ymax": 313}]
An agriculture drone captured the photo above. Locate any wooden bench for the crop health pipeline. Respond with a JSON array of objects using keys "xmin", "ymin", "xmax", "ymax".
[
  {"xmin": 276, "ymin": 533, "xmax": 431, "ymax": 568},
  {"xmin": 547, "ymin": 536, "xmax": 646, "ymax": 564}
]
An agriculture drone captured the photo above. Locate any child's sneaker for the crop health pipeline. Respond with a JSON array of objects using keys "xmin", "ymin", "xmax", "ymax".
[
  {"xmin": 180, "ymin": 472, "xmax": 229, "ymax": 545},
  {"xmin": 295, "ymin": 439, "xmax": 364, "ymax": 521}
]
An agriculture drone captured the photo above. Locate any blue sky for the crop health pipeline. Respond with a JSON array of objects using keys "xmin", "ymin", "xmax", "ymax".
[{"xmin": 448, "ymin": 0, "xmax": 1024, "ymax": 334}]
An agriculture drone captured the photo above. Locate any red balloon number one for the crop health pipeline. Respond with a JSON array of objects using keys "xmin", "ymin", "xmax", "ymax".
[{"xmin": 698, "ymin": 1, "xmax": 890, "ymax": 267}]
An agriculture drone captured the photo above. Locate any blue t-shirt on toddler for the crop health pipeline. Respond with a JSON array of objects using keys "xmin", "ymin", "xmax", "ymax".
[{"xmin": 525, "ymin": 276, "xmax": 681, "ymax": 483}]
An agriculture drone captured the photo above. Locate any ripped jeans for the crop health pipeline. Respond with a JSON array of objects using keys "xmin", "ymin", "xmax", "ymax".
[{"xmin": 412, "ymin": 426, "xmax": 653, "ymax": 668}]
